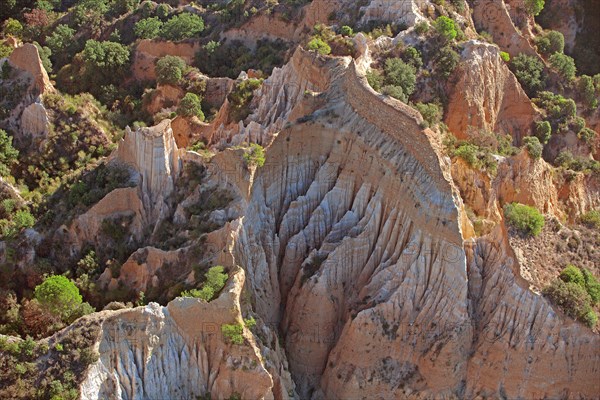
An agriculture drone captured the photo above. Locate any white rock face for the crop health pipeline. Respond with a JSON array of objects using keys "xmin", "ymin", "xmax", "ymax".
[
  {"xmin": 360, "ymin": 0, "xmax": 429, "ymax": 26},
  {"xmin": 20, "ymin": 102, "xmax": 49, "ymax": 137},
  {"xmin": 80, "ymin": 269, "xmax": 287, "ymax": 400},
  {"xmin": 112, "ymin": 119, "xmax": 182, "ymax": 221}
]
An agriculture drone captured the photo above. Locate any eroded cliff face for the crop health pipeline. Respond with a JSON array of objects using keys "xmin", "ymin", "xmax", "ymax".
[
  {"xmin": 80, "ymin": 268, "xmax": 292, "ymax": 400},
  {"xmin": 446, "ymin": 40, "xmax": 537, "ymax": 142}
]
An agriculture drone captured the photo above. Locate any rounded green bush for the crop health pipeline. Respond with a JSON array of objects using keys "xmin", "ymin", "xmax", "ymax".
[
  {"xmin": 559, "ymin": 265, "xmax": 585, "ymax": 286},
  {"xmin": 34, "ymin": 275, "xmax": 82, "ymax": 320},
  {"xmin": 503, "ymin": 202, "xmax": 545, "ymax": 236}
]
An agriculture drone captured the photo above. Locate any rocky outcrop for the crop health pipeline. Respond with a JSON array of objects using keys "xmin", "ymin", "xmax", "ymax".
[
  {"xmin": 8, "ymin": 43, "xmax": 53, "ymax": 95},
  {"xmin": 144, "ymin": 84, "xmax": 183, "ymax": 115},
  {"xmin": 20, "ymin": 101, "xmax": 50, "ymax": 138},
  {"xmin": 111, "ymin": 120, "xmax": 182, "ymax": 222},
  {"xmin": 471, "ymin": 0, "xmax": 538, "ymax": 56},
  {"xmin": 360, "ymin": 0, "xmax": 428, "ymax": 26},
  {"xmin": 446, "ymin": 40, "xmax": 537, "ymax": 142},
  {"xmin": 133, "ymin": 40, "xmax": 201, "ymax": 81},
  {"xmin": 80, "ymin": 268, "xmax": 292, "ymax": 400}
]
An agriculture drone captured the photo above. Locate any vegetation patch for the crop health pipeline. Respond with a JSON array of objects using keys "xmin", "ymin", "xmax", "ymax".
[{"xmin": 504, "ymin": 203, "xmax": 545, "ymax": 237}]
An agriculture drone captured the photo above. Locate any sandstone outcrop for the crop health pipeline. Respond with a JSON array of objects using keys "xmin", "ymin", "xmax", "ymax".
[
  {"xmin": 446, "ymin": 40, "xmax": 537, "ymax": 142},
  {"xmin": 80, "ymin": 268, "xmax": 294, "ymax": 400},
  {"xmin": 8, "ymin": 43, "xmax": 53, "ymax": 95},
  {"xmin": 111, "ymin": 119, "xmax": 182, "ymax": 222},
  {"xmin": 20, "ymin": 101, "xmax": 50, "ymax": 138},
  {"xmin": 360, "ymin": 0, "xmax": 428, "ymax": 26},
  {"xmin": 471, "ymin": 0, "xmax": 538, "ymax": 57},
  {"xmin": 133, "ymin": 40, "xmax": 201, "ymax": 81}
]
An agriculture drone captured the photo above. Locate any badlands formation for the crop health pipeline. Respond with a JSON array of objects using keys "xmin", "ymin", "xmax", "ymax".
[{"xmin": 0, "ymin": 0, "xmax": 598, "ymax": 399}]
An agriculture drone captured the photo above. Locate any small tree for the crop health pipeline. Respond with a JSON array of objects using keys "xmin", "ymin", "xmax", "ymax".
[
  {"xmin": 243, "ymin": 143, "xmax": 265, "ymax": 167},
  {"xmin": 577, "ymin": 75, "xmax": 598, "ymax": 109},
  {"xmin": 155, "ymin": 55, "xmax": 186, "ymax": 85},
  {"xmin": 524, "ymin": 0, "xmax": 545, "ymax": 15},
  {"xmin": 384, "ymin": 57, "xmax": 416, "ymax": 99},
  {"xmin": 560, "ymin": 265, "xmax": 585, "ymax": 286},
  {"xmin": 434, "ymin": 46, "xmax": 460, "ymax": 78},
  {"xmin": 177, "ymin": 92, "xmax": 204, "ymax": 120},
  {"xmin": 434, "ymin": 16, "xmax": 457, "ymax": 42},
  {"xmin": 549, "ymin": 53, "xmax": 576, "ymax": 81},
  {"xmin": 134, "ymin": 17, "xmax": 163, "ymax": 39},
  {"xmin": 535, "ymin": 30, "xmax": 564, "ymax": 56},
  {"xmin": 2, "ymin": 18, "xmax": 23, "ymax": 37},
  {"xmin": 523, "ymin": 136, "xmax": 543, "ymax": 159},
  {"xmin": 160, "ymin": 13, "xmax": 204, "ymax": 41},
  {"xmin": 340, "ymin": 25, "xmax": 353, "ymax": 36},
  {"xmin": 504, "ymin": 202, "xmax": 545, "ymax": 236},
  {"xmin": 534, "ymin": 120, "xmax": 552, "ymax": 144},
  {"xmin": 307, "ymin": 37, "xmax": 331, "ymax": 55},
  {"xmin": 0, "ymin": 129, "xmax": 19, "ymax": 177},
  {"xmin": 34, "ymin": 276, "xmax": 82, "ymax": 321},
  {"xmin": 180, "ymin": 265, "xmax": 228, "ymax": 301},
  {"xmin": 511, "ymin": 54, "xmax": 545, "ymax": 96},
  {"xmin": 46, "ymin": 24, "xmax": 75, "ymax": 54}
]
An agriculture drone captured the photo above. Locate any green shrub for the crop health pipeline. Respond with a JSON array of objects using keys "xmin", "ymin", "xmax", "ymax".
[
  {"xmin": 34, "ymin": 275, "xmax": 82, "ymax": 321},
  {"xmin": 160, "ymin": 13, "xmax": 204, "ymax": 41},
  {"xmin": 366, "ymin": 69, "xmax": 383, "ymax": 92},
  {"xmin": 156, "ymin": 3, "xmax": 170, "ymax": 19},
  {"xmin": 523, "ymin": 136, "xmax": 543, "ymax": 159},
  {"xmin": 434, "ymin": 46, "xmax": 460, "ymax": 79},
  {"xmin": 382, "ymin": 85, "xmax": 406, "ymax": 102},
  {"xmin": 582, "ymin": 268, "xmax": 600, "ymax": 304},
  {"xmin": 221, "ymin": 323, "xmax": 244, "ymax": 344},
  {"xmin": 180, "ymin": 265, "xmax": 228, "ymax": 301},
  {"xmin": 578, "ymin": 127, "xmax": 595, "ymax": 143},
  {"xmin": 414, "ymin": 102, "xmax": 442, "ymax": 127},
  {"xmin": 500, "ymin": 51, "xmax": 510, "ymax": 62},
  {"xmin": 503, "ymin": 202, "xmax": 544, "ymax": 236},
  {"xmin": 243, "ymin": 143, "xmax": 266, "ymax": 167},
  {"xmin": 524, "ymin": 0, "xmax": 545, "ymax": 15},
  {"xmin": 560, "ymin": 265, "xmax": 585, "ymax": 286},
  {"xmin": 543, "ymin": 279, "xmax": 595, "ymax": 326},
  {"xmin": 134, "ymin": 17, "xmax": 163, "ymax": 39},
  {"xmin": 82, "ymin": 40, "xmax": 130, "ymax": 69},
  {"xmin": 3, "ymin": 18, "xmax": 23, "ymax": 37},
  {"xmin": 177, "ymin": 93, "xmax": 204, "ymax": 120},
  {"xmin": 0, "ymin": 129, "xmax": 19, "ymax": 177},
  {"xmin": 340, "ymin": 25, "xmax": 353, "ymax": 36},
  {"xmin": 383, "ymin": 57, "xmax": 416, "ymax": 99},
  {"xmin": 580, "ymin": 210, "xmax": 600, "ymax": 229},
  {"xmin": 533, "ymin": 91, "xmax": 576, "ymax": 129},
  {"xmin": 535, "ymin": 30, "xmax": 564, "ymax": 55},
  {"xmin": 434, "ymin": 15, "xmax": 457, "ymax": 42},
  {"xmin": 155, "ymin": 55, "xmax": 186, "ymax": 85},
  {"xmin": 402, "ymin": 46, "xmax": 423, "ymax": 69},
  {"xmin": 577, "ymin": 75, "xmax": 598, "ymax": 109},
  {"xmin": 414, "ymin": 21, "xmax": 429, "ymax": 35},
  {"xmin": 307, "ymin": 37, "xmax": 331, "ymax": 55},
  {"xmin": 534, "ymin": 120, "xmax": 552, "ymax": 144},
  {"xmin": 510, "ymin": 54, "xmax": 545, "ymax": 96},
  {"xmin": 549, "ymin": 52, "xmax": 576, "ymax": 81},
  {"xmin": 452, "ymin": 143, "xmax": 478, "ymax": 166}
]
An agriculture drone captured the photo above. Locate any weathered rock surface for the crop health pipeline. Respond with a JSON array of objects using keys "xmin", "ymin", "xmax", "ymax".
[
  {"xmin": 20, "ymin": 101, "xmax": 50, "ymax": 138},
  {"xmin": 111, "ymin": 119, "xmax": 182, "ymax": 221},
  {"xmin": 360, "ymin": 0, "xmax": 428, "ymax": 26},
  {"xmin": 81, "ymin": 268, "xmax": 292, "ymax": 400},
  {"xmin": 446, "ymin": 40, "xmax": 537, "ymax": 142},
  {"xmin": 8, "ymin": 43, "xmax": 53, "ymax": 95}
]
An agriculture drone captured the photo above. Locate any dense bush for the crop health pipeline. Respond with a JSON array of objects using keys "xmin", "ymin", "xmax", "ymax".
[
  {"xmin": 434, "ymin": 46, "xmax": 460, "ymax": 79},
  {"xmin": 383, "ymin": 57, "xmax": 416, "ymax": 102},
  {"xmin": 544, "ymin": 265, "xmax": 599, "ymax": 328},
  {"xmin": 414, "ymin": 102, "xmax": 442, "ymax": 127},
  {"xmin": 243, "ymin": 143, "xmax": 266, "ymax": 167},
  {"xmin": 510, "ymin": 54, "xmax": 545, "ymax": 96},
  {"xmin": 366, "ymin": 69, "xmax": 383, "ymax": 92},
  {"xmin": 548, "ymin": 52, "xmax": 576, "ymax": 82},
  {"xmin": 503, "ymin": 202, "xmax": 544, "ymax": 236},
  {"xmin": 534, "ymin": 120, "xmax": 552, "ymax": 144},
  {"xmin": 533, "ymin": 91, "xmax": 576, "ymax": 132},
  {"xmin": 160, "ymin": 13, "xmax": 204, "ymax": 41},
  {"xmin": 227, "ymin": 78, "xmax": 263, "ymax": 121},
  {"xmin": 82, "ymin": 40, "xmax": 130, "ymax": 71},
  {"xmin": 500, "ymin": 51, "xmax": 510, "ymax": 62},
  {"xmin": 2, "ymin": 18, "xmax": 23, "ymax": 37},
  {"xmin": 34, "ymin": 276, "xmax": 82, "ymax": 321},
  {"xmin": 221, "ymin": 323, "xmax": 244, "ymax": 344},
  {"xmin": 0, "ymin": 129, "xmax": 19, "ymax": 177},
  {"xmin": 555, "ymin": 150, "xmax": 600, "ymax": 173},
  {"xmin": 523, "ymin": 136, "xmax": 543, "ymax": 159},
  {"xmin": 177, "ymin": 92, "xmax": 204, "ymax": 120},
  {"xmin": 434, "ymin": 16, "xmax": 457, "ymax": 42},
  {"xmin": 577, "ymin": 75, "xmax": 598, "ymax": 109},
  {"xmin": 524, "ymin": 0, "xmax": 545, "ymax": 15},
  {"xmin": 155, "ymin": 55, "xmax": 186, "ymax": 85},
  {"xmin": 340, "ymin": 25, "xmax": 354, "ymax": 36},
  {"xmin": 306, "ymin": 37, "xmax": 331, "ymax": 55},
  {"xmin": 535, "ymin": 30, "xmax": 564, "ymax": 56},
  {"xmin": 180, "ymin": 266, "xmax": 228, "ymax": 301},
  {"xmin": 134, "ymin": 17, "xmax": 163, "ymax": 39},
  {"xmin": 46, "ymin": 24, "xmax": 75, "ymax": 56}
]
